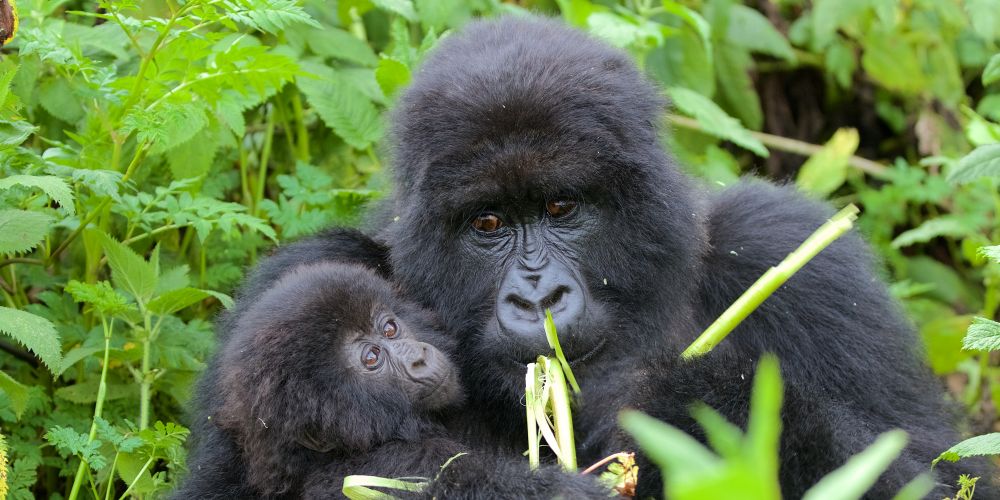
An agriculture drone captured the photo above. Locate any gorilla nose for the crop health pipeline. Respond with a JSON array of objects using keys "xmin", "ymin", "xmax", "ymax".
[{"xmin": 497, "ymin": 273, "xmax": 585, "ymax": 344}]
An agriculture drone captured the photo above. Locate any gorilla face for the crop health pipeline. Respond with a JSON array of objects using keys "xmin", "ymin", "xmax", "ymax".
[{"xmin": 386, "ymin": 19, "xmax": 709, "ymax": 397}]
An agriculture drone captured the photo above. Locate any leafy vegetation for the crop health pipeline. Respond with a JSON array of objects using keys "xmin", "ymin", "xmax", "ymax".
[{"xmin": 0, "ymin": 0, "xmax": 998, "ymax": 497}]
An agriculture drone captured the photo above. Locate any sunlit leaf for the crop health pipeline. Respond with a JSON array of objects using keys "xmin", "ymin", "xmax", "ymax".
[
  {"xmin": 0, "ymin": 307, "xmax": 62, "ymax": 375},
  {"xmin": 0, "ymin": 209, "xmax": 53, "ymax": 254},
  {"xmin": 933, "ymin": 433, "xmax": 1000, "ymax": 465}
]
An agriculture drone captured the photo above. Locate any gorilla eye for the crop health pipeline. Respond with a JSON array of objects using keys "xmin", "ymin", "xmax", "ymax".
[
  {"xmin": 382, "ymin": 320, "xmax": 398, "ymax": 338},
  {"xmin": 546, "ymin": 200, "xmax": 578, "ymax": 219},
  {"xmin": 362, "ymin": 345, "xmax": 382, "ymax": 370},
  {"xmin": 471, "ymin": 213, "xmax": 504, "ymax": 233}
]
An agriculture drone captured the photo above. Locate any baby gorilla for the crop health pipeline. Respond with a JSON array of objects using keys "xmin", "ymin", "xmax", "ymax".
[{"xmin": 214, "ymin": 262, "xmax": 464, "ymax": 498}]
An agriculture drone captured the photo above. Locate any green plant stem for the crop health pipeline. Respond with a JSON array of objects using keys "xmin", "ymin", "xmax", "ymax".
[
  {"xmin": 291, "ymin": 91, "xmax": 310, "ymax": 162},
  {"xmin": 139, "ymin": 310, "xmax": 153, "ymax": 430},
  {"xmin": 253, "ymin": 108, "xmax": 276, "ymax": 217},
  {"xmin": 547, "ymin": 359, "xmax": 576, "ymax": 471},
  {"xmin": 68, "ymin": 317, "xmax": 114, "ymax": 500},
  {"xmin": 682, "ymin": 204, "xmax": 860, "ymax": 359},
  {"xmin": 665, "ymin": 114, "xmax": 890, "ymax": 179}
]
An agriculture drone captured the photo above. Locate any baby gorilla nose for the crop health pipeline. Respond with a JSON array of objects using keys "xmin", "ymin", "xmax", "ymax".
[{"xmin": 497, "ymin": 269, "xmax": 585, "ymax": 349}]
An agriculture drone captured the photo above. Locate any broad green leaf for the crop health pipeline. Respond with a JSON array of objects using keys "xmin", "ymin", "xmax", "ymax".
[
  {"xmin": 0, "ymin": 175, "xmax": 74, "ymax": 214},
  {"xmin": 966, "ymin": 0, "xmax": 1000, "ymax": 42},
  {"xmin": 963, "ymin": 317, "xmax": 1000, "ymax": 352},
  {"xmin": 890, "ymin": 474, "xmax": 935, "ymax": 500},
  {"xmin": 0, "ymin": 370, "xmax": 29, "ymax": 418},
  {"xmin": 307, "ymin": 28, "xmax": 379, "ymax": 67},
  {"xmin": 811, "ymin": 0, "xmax": 870, "ymax": 50},
  {"xmin": 298, "ymin": 74, "xmax": 383, "ymax": 150},
  {"xmin": 619, "ymin": 410, "xmax": 720, "ymax": 478},
  {"xmin": 797, "ymin": 128, "xmax": 859, "ymax": 197},
  {"xmin": 56, "ymin": 346, "xmax": 107, "ymax": 377},
  {"xmin": 890, "ymin": 217, "xmax": 971, "ymax": 249},
  {"xmin": 861, "ymin": 33, "xmax": 925, "ymax": 94},
  {"xmin": 166, "ymin": 129, "xmax": 221, "ymax": 180},
  {"xmin": 746, "ymin": 355, "xmax": 782, "ymax": 488},
  {"xmin": 55, "ymin": 381, "xmax": 137, "ymax": 404},
  {"xmin": 147, "ymin": 288, "xmax": 214, "ymax": 315},
  {"xmin": 117, "ymin": 452, "xmax": 157, "ymax": 494},
  {"xmin": 97, "ymin": 232, "xmax": 158, "ymax": 304},
  {"xmin": 933, "ymin": 433, "xmax": 1000, "ymax": 465},
  {"xmin": 803, "ymin": 430, "xmax": 908, "ymax": 500},
  {"xmin": 371, "ymin": 0, "xmax": 418, "ymax": 21},
  {"xmin": 0, "ymin": 119, "xmax": 35, "ymax": 146},
  {"xmin": 825, "ymin": 38, "xmax": 857, "ymax": 89},
  {"xmin": 984, "ymin": 54, "xmax": 1000, "ymax": 86},
  {"xmin": 947, "ymin": 144, "xmax": 1000, "ymax": 184},
  {"xmin": 714, "ymin": 45, "xmax": 763, "ymax": 131},
  {"xmin": 38, "ymin": 77, "xmax": 84, "ymax": 123},
  {"xmin": 0, "ymin": 209, "xmax": 53, "ymax": 254},
  {"xmin": 667, "ymin": 86, "xmax": 768, "ymax": 157},
  {"xmin": 0, "ymin": 306, "xmax": 63, "ymax": 375},
  {"xmin": 726, "ymin": 5, "xmax": 794, "ymax": 62},
  {"xmin": 375, "ymin": 57, "xmax": 411, "ymax": 99},
  {"xmin": 981, "ymin": 245, "xmax": 1000, "ymax": 263},
  {"xmin": 343, "ymin": 475, "xmax": 427, "ymax": 500}
]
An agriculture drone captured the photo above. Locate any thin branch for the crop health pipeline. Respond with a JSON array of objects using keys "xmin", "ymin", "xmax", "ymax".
[
  {"xmin": 0, "ymin": 258, "xmax": 44, "ymax": 270},
  {"xmin": 665, "ymin": 114, "xmax": 890, "ymax": 179}
]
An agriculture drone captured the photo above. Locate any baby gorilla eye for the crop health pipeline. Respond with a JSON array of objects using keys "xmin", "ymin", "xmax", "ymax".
[
  {"xmin": 471, "ymin": 213, "xmax": 504, "ymax": 233},
  {"xmin": 546, "ymin": 200, "xmax": 578, "ymax": 218},
  {"xmin": 361, "ymin": 345, "xmax": 382, "ymax": 370},
  {"xmin": 382, "ymin": 319, "xmax": 398, "ymax": 338}
]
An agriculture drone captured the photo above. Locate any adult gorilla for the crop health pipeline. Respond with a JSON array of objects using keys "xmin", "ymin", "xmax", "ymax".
[{"xmin": 179, "ymin": 17, "xmax": 990, "ymax": 498}]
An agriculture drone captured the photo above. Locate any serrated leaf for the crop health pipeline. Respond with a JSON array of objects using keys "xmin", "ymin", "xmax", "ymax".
[
  {"xmin": 147, "ymin": 288, "xmax": 214, "ymax": 315},
  {"xmin": 796, "ymin": 128, "xmax": 859, "ymax": 197},
  {"xmin": 44, "ymin": 426, "xmax": 107, "ymax": 470},
  {"xmin": 299, "ymin": 74, "xmax": 383, "ymax": 150},
  {"xmin": 0, "ymin": 210, "xmax": 54, "ymax": 254},
  {"xmin": 0, "ymin": 175, "xmax": 75, "ymax": 214},
  {"xmin": 306, "ymin": 27, "xmax": 379, "ymax": 67},
  {"xmin": 0, "ymin": 307, "xmax": 62, "ymax": 375},
  {"xmin": 933, "ymin": 433, "xmax": 1000, "ymax": 465},
  {"xmin": 225, "ymin": 0, "xmax": 321, "ymax": 34},
  {"xmin": 667, "ymin": 86, "xmax": 768, "ymax": 157},
  {"xmin": 802, "ymin": 430, "xmax": 908, "ymax": 500},
  {"xmin": 0, "ymin": 370, "xmax": 29, "ymax": 418},
  {"xmin": 981, "ymin": 245, "xmax": 1000, "ymax": 264},
  {"xmin": 97, "ymin": 232, "xmax": 158, "ymax": 303},
  {"xmin": 0, "ymin": 119, "xmax": 35, "ymax": 146},
  {"xmin": 64, "ymin": 280, "xmax": 133, "ymax": 316},
  {"xmin": 947, "ymin": 144, "xmax": 1000, "ymax": 184},
  {"xmin": 372, "ymin": 0, "xmax": 417, "ymax": 21},
  {"xmin": 984, "ymin": 53, "xmax": 1000, "ymax": 86},
  {"xmin": 890, "ymin": 218, "xmax": 971, "ymax": 249},
  {"xmin": 726, "ymin": 5, "xmax": 794, "ymax": 62},
  {"xmin": 375, "ymin": 57, "xmax": 411, "ymax": 98},
  {"xmin": 963, "ymin": 317, "xmax": 1000, "ymax": 352}
]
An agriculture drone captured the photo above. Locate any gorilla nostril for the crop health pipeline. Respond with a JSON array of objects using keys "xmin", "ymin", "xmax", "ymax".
[
  {"xmin": 539, "ymin": 286, "xmax": 569, "ymax": 310},
  {"xmin": 506, "ymin": 294, "xmax": 534, "ymax": 311}
]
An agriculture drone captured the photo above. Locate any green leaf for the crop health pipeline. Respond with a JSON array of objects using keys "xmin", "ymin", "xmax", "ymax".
[
  {"xmin": 745, "ymin": 355, "xmax": 782, "ymax": 483},
  {"xmin": 0, "ymin": 119, "xmax": 35, "ymax": 146},
  {"xmin": 298, "ymin": 74, "xmax": 384, "ymax": 150},
  {"xmin": 0, "ymin": 175, "xmax": 75, "ymax": 214},
  {"xmin": 803, "ymin": 430, "xmax": 908, "ymax": 500},
  {"xmin": 0, "ymin": 370, "xmax": 30, "ymax": 418},
  {"xmin": 963, "ymin": 317, "xmax": 1000, "ymax": 352},
  {"xmin": 55, "ymin": 380, "xmax": 137, "ymax": 404},
  {"xmin": 667, "ymin": 86, "xmax": 769, "ymax": 157},
  {"xmin": 307, "ymin": 28, "xmax": 379, "ymax": 67},
  {"xmin": 56, "ymin": 346, "xmax": 106, "ymax": 377},
  {"xmin": 860, "ymin": 33, "xmax": 925, "ymax": 94},
  {"xmin": 0, "ymin": 307, "xmax": 63, "ymax": 375},
  {"xmin": 0, "ymin": 210, "xmax": 54, "ymax": 254},
  {"xmin": 147, "ymin": 288, "xmax": 214, "ymax": 315},
  {"xmin": 714, "ymin": 45, "xmax": 763, "ymax": 131},
  {"xmin": 342, "ymin": 475, "xmax": 427, "ymax": 500},
  {"xmin": 225, "ymin": 0, "xmax": 321, "ymax": 34},
  {"xmin": 811, "ymin": 0, "xmax": 871, "ymax": 50},
  {"xmin": 97, "ymin": 232, "xmax": 158, "ymax": 303},
  {"xmin": 371, "ymin": 0, "xmax": 418, "ymax": 21},
  {"xmin": 797, "ymin": 128, "xmax": 859, "ymax": 197},
  {"xmin": 890, "ymin": 217, "xmax": 971, "ymax": 249},
  {"xmin": 933, "ymin": 433, "xmax": 1000, "ymax": 465},
  {"xmin": 984, "ymin": 54, "xmax": 1000, "ymax": 86},
  {"xmin": 890, "ymin": 474, "xmax": 935, "ymax": 500},
  {"xmin": 45, "ymin": 425, "xmax": 107, "ymax": 470},
  {"xmin": 947, "ymin": 144, "xmax": 1000, "ymax": 184},
  {"xmin": 981, "ymin": 245, "xmax": 1000, "ymax": 264},
  {"xmin": 726, "ymin": 5, "xmax": 794, "ymax": 62},
  {"xmin": 64, "ymin": 280, "xmax": 133, "ymax": 317},
  {"xmin": 375, "ymin": 57, "xmax": 411, "ymax": 99},
  {"xmin": 619, "ymin": 410, "xmax": 720, "ymax": 478}
]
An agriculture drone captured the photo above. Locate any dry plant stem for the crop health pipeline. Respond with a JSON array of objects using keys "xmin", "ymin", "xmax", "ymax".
[
  {"xmin": 580, "ymin": 452, "xmax": 633, "ymax": 475},
  {"xmin": 682, "ymin": 204, "xmax": 860, "ymax": 359},
  {"xmin": 665, "ymin": 114, "xmax": 890, "ymax": 179}
]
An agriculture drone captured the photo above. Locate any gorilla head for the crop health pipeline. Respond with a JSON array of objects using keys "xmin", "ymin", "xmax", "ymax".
[
  {"xmin": 385, "ymin": 18, "xmax": 708, "ymax": 401},
  {"xmin": 215, "ymin": 262, "xmax": 461, "ymax": 495}
]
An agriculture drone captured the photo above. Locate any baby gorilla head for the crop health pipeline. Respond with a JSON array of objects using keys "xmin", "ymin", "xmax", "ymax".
[{"xmin": 214, "ymin": 262, "xmax": 461, "ymax": 496}]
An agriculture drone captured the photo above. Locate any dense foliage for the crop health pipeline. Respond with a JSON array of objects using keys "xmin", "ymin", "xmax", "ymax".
[{"xmin": 0, "ymin": 0, "xmax": 998, "ymax": 497}]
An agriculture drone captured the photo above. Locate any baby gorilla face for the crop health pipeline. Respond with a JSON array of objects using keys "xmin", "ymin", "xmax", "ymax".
[{"xmin": 344, "ymin": 308, "xmax": 461, "ymax": 411}]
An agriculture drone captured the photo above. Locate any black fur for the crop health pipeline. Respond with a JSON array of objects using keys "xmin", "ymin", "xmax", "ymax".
[{"xmin": 179, "ymin": 17, "xmax": 993, "ymax": 498}]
